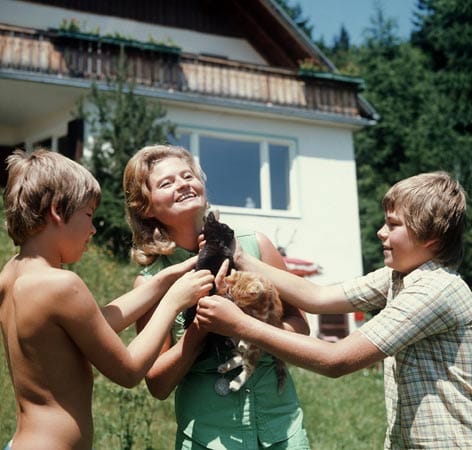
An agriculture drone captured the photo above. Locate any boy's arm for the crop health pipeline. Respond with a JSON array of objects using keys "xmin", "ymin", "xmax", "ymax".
[
  {"xmin": 197, "ymin": 296, "xmax": 386, "ymax": 377},
  {"xmin": 57, "ymin": 268, "xmax": 213, "ymax": 388},
  {"xmin": 235, "ymin": 243, "xmax": 354, "ymax": 314},
  {"xmin": 134, "ymin": 274, "xmax": 208, "ymax": 400},
  {"xmin": 102, "ymin": 256, "xmax": 198, "ymax": 333},
  {"xmin": 255, "ymin": 232, "xmax": 309, "ymax": 335}
]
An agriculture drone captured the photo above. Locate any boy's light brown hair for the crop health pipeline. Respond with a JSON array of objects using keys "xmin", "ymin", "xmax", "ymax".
[
  {"xmin": 3, "ymin": 148, "xmax": 101, "ymax": 246},
  {"xmin": 382, "ymin": 171, "xmax": 467, "ymax": 268},
  {"xmin": 123, "ymin": 145, "xmax": 207, "ymax": 266}
]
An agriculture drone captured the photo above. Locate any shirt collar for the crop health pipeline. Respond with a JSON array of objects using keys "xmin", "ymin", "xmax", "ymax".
[{"xmin": 392, "ymin": 260, "xmax": 445, "ymax": 287}]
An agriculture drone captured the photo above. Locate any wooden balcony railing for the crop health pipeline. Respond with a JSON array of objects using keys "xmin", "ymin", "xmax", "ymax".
[{"xmin": 0, "ymin": 24, "xmax": 365, "ymax": 119}]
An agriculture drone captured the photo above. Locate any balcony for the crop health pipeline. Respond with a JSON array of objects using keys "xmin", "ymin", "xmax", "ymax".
[{"xmin": 0, "ymin": 24, "xmax": 371, "ymax": 122}]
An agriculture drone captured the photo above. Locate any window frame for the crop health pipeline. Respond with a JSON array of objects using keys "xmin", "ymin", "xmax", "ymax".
[{"xmin": 172, "ymin": 127, "xmax": 300, "ymax": 217}]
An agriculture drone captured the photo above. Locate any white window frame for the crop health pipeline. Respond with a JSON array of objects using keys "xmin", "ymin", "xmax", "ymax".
[{"xmin": 174, "ymin": 127, "xmax": 300, "ymax": 217}]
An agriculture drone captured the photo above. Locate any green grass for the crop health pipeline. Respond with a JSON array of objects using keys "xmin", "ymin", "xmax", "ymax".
[{"xmin": 0, "ymin": 209, "xmax": 385, "ymax": 449}]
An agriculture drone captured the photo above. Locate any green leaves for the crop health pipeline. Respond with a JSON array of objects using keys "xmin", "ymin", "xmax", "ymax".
[{"xmin": 348, "ymin": 0, "xmax": 472, "ymax": 282}]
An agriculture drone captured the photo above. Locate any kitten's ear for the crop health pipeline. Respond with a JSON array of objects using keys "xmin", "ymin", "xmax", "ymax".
[
  {"xmin": 206, "ymin": 211, "xmax": 217, "ymax": 223},
  {"xmin": 248, "ymin": 279, "xmax": 264, "ymax": 296},
  {"xmin": 224, "ymin": 268, "xmax": 238, "ymax": 285}
]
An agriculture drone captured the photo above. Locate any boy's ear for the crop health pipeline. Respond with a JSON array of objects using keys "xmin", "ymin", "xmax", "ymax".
[
  {"xmin": 423, "ymin": 238, "xmax": 438, "ymax": 250},
  {"xmin": 49, "ymin": 203, "xmax": 63, "ymax": 224}
]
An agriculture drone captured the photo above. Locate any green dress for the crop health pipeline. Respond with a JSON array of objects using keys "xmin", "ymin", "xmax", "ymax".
[{"xmin": 141, "ymin": 231, "xmax": 308, "ymax": 449}]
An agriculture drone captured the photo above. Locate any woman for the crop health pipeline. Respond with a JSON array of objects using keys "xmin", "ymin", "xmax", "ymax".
[{"xmin": 123, "ymin": 144, "xmax": 311, "ymax": 449}]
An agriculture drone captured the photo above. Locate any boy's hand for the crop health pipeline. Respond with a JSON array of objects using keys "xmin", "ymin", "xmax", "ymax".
[
  {"xmin": 167, "ymin": 255, "xmax": 198, "ymax": 276},
  {"xmin": 166, "ymin": 269, "xmax": 214, "ymax": 312},
  {"xmin": 157, "ymin": 255, "xmax": 199, "ymax": 290},
  {"xmin": 197, "ymin": 233, "xmax": 206, "ymax": 251},
  {"xmin": 196, "ymin": 295, "xmax": 246, "ymax": 337},
  {"xmin": 232, "ymin": 239, "xmax": 244, "ymax": 268},
  {"xmin": 214, "ymin": 259, "xmax": 230, "ymax": 295}
]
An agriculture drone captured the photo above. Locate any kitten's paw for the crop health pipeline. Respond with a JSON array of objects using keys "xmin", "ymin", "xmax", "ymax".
[
  {"xmin": 229, "ymin": 380, "xmax": 243, "ymax": 392},
  {"xmin": 218, "ymin": 363, "xmax": 230, "ymax": 374},
  {"xmin": 237, "ymin": 341, "xmax": 249, "ymax": 352}
]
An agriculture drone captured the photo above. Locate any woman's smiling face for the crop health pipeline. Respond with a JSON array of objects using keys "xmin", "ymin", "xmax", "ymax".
[{"xmin": 145, "ymin": 157, "xmax": 207, "ymax": 226}]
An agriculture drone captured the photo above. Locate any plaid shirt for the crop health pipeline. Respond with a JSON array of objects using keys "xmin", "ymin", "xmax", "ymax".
[{"xmin": 343, "ymin": 261, "xmax": 472, "ymax": 449}]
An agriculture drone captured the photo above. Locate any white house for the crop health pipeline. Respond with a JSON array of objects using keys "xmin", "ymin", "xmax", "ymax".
[{"xmin": 0, "ymin": 0, "xmax": 378, "ymax": 336}]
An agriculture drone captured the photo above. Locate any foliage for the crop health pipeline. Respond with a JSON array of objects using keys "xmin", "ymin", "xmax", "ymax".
[
  {"xmin": 273, "ymin": 0, "xmax": 314, "ymax": 40},
  {"xmin": 408, "ymin": 0, "xmax": 472, "ymax": 281},
  {"xmin": 59, "ymin": 17, "xmax": 82, "ymax": 33},
  {"xmin": 77, "ymin": 50, "xmax": 175, "ymax": 260},
  {"xmin": 0, "ymin": 197, "xmax": 16, "ymax": 444},
  {"xmin": 298, "ymin": 57, "xmax": 328, "ymax": 72},
  {"xmin": 344, "ymin": 0, "xmax": 472, "ymax": 284},
  {"xmin": 352, "ymin": 40, "xmax": 433, "ymax": 271}
]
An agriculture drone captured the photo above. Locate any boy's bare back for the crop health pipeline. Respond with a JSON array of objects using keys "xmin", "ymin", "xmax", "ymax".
[{"xmin": 0, "ymin": 257, "xmax": 97, "ymax": 449}]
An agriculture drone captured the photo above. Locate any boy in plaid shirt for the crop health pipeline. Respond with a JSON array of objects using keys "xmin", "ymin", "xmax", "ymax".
[{"xmin": 198, "ymin": 171, "xmax": 472, "ymax": 449}]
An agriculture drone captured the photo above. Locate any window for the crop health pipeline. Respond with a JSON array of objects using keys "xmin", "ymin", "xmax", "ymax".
[
  {"xmin": 269, "ymin": 143, "xmax": 291, "ymax": 210},
  {"xmin": 200, "ymin": 136, "xmax": 260, "ymax": 208},
  {"xmin": 171, "ymin": 130, "xmax": 296, "ymax": 214}
]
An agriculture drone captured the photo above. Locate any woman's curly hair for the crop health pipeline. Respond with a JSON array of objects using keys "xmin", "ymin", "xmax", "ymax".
[{"xmin": 123, "ymin": 145, "xmax": 206, "ymax": 266}]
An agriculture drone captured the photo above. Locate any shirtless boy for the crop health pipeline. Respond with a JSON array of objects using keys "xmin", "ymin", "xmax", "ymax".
[{"xmin": 0, "ymin": 149, "xmax": 214, "ymax": 450}]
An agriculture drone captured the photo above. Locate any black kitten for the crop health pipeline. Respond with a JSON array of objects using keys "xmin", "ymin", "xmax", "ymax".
[{"xmin": 183, "ymin": 211, "xmax": 236, "ymax": 328}]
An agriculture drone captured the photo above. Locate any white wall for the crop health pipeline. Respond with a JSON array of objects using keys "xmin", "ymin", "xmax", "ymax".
[{"xmin": 0, "ymin": 0, "xmax": 267, "ymax": 64}]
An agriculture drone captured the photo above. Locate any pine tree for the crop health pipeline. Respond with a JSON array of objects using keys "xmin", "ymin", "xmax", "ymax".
[
  {"xmin": 410, "ymin": 0, "xmax": 472, "ymax": 282},
  {"xmin": 273, "ymin": 0, "xmax": 314, "ymax": 40},
  {"xmin": 352, "ymin": 5, "xmax": 431, "ymax": 273}
]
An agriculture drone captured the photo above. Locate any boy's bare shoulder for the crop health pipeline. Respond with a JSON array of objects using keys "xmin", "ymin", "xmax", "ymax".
[
  {"xmin": 5, "ymin": 263, "xmax": 93, "ymax": 325},
  {"xmin": 15, "ymin": 265, "xmax": 86, "ymax": 300}
]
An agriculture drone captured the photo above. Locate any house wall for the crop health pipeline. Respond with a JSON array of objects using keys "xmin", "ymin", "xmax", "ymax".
[{"xmin": 1, "ymin": 0, "xmax": 267, "ymax": 64}]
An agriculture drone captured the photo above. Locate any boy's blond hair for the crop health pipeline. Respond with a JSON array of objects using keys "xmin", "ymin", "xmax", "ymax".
[
  {"xmin": 382, "ymin": 171, "xmax": 467, "ymax": 268},
  {"xmin": 3, "ymin": 148, "xmax": 101, "ymax": 246},
  {"xmin": 123, "ymin": 145, "xmax": 207, "ymax": 266}
]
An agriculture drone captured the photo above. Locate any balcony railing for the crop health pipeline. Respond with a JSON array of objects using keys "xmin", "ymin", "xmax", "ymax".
[{"xmin": 0, "ymin": 24, "xmax": 365, "ymax": 119}]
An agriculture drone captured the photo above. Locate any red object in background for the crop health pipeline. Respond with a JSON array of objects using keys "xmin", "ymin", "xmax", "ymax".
[
  {"xmin": 354, "ymin": 311, "xmax": 365, "ymax": 323},
  {"xmin": 283, "ymin": 256, "xmax": 321, "ymax": 278}
]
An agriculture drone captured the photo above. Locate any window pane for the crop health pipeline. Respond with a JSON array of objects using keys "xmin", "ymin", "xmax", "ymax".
[
  {"xmin": 168, "ymin": 131, "xmax": 190, "ymax": 149},
  {"xmin": 199, "ymin": 136, "xmax": 260, "ymax": 208},
  {"xmin": 269, "ymin": 144, "xmax": 290, "ymax": 210}
]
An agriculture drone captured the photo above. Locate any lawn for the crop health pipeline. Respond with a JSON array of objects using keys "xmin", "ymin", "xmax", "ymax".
[{"xmin": 1, "ymin": 353, "xmax": 385, "ymax": 449}]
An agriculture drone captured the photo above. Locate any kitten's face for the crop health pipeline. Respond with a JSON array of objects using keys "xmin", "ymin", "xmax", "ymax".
[
  {"xmin": 204, "ymin": 212, "xmax": 234, "ymax": 246},
  {"xmin": 225, "ymin": 270, "xmax": 269, "ymax": 308}
]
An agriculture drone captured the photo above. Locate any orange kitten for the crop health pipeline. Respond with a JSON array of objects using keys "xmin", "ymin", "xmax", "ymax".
[{"xmin": 218, "ymin": 270, "xmax": 287, "ymax": 393}]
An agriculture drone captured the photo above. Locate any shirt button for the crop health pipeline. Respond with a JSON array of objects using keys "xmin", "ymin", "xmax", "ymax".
[{"xmin": 245, "ymin": 388, "xmax": 250, "ymax": 393}]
